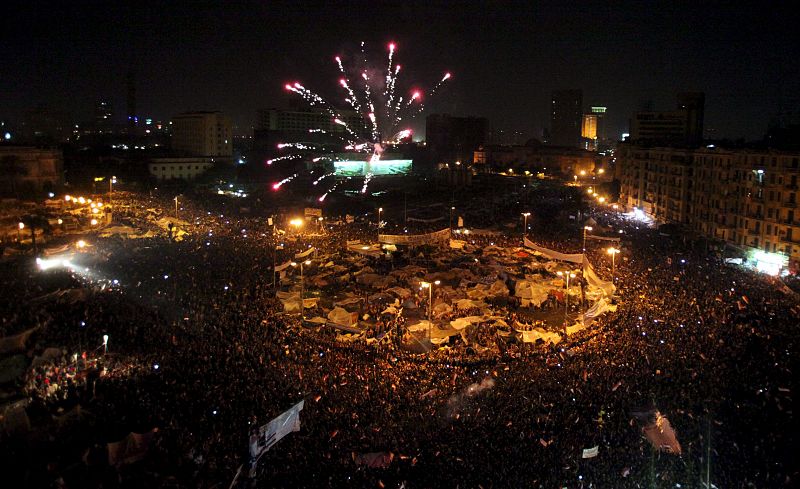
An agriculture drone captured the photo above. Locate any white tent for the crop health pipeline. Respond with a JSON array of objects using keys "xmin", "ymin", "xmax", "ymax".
[{"xmin": 327, "ymin": 307, "xmax": 356, "ymax": 327}]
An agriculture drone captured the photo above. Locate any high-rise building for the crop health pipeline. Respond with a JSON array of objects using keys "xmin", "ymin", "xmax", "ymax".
[
  {"xmin": 426, "ymin": 114, "xmax": 488, "ymax": 167},
  {"xmin": 677, "ymin": 92, "xmax": 705, "ymax": 144},
  {"xmin": 550, "ymin": 90, "xmax": 583, "ymax": 148},
  {"xmin": 94, "ymin": 101, "xmax": 113, "ymax": 133},
  {"xmin": 170, "ymin": 111, "xmax": 232, "ymax": 158},
  {"xmin": 591, "ymin": 106, "xmax": 607, "ymax": 141},
  {"xmin": 629, "ymin": 92, "xmax": 705, "ymax": 145},
  {"xmin": 253, "ymin": 108, "xmax": 365, "ymax": 153}
]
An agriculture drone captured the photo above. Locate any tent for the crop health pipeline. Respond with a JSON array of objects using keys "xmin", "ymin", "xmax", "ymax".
[
  {"xmin": 455, "ymin": 298, "xmax": 487, "ymax": 310},
  {"xmin": 327, "ymin": 307, "xmax": 357, "ymax": 327}
]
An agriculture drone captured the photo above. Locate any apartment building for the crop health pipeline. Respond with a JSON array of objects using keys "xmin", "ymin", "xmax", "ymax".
[{"xmin": 616, "ymin": 144, "xmax": 800, "ymax": 268}]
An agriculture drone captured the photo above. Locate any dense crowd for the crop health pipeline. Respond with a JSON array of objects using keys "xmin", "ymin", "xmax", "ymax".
[{"xmin": 0, "ymin": 189, "xmax": 796, "ymax": 488}]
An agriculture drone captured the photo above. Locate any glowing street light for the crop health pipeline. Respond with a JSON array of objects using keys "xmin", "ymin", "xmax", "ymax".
[
  {"xmin": 102, "ymin": 334, "xmax": 109, "ymax": 354},
  {"xmin": 90, "ymin": 218, "xmax": 98, "ymax": 226},
  {"xmin": 76, "ymin": 240, "xmax": 87, "ymax": 249},
  {"xmin": 289, "ymin": 218, "xmax": 303, "ymax": 229},
  {"xmin": 521, "ymin": 212, "xmax": 531, "ymax": 240},
  {"xmin": 420, "ymin": 280, "xmax": 440, "ymax": 339},
  {"xmin": 583, "ymin": 225, "xmax": 593, "ymax": 252},
  {"xmin": 607, "ymin": 247, "xmax": 620, "ymax": 282},
  {"xmin": 598, "ymin": 196, "xmax": 606, "ymax": 203},
  {"xmin": 377, "ymin": 207, "xmax": 383, "ymax": 229}
]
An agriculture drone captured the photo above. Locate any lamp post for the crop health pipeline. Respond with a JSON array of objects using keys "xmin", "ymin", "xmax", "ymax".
[
  {"xmin": 17, "ymin": 222, "xmax": 24, "ymax": 242},
  {"xmin": 102, "ymin": 334, "xmax": 109, "ymax": 354},
  {"xmin": 377, "ymin": 207, "xmax": 383, "ymax": 229},
  {"xmin": 109, "ymin": 175, "xmax": 116, "ymax": 203},
  {"xmin": 174, "ymin": 196, "xmax": 179, "ymax": 219},
  {"xmin": 521, "ymin": 212, "xmax": 531, "ymax": 240},
  {"xmin": 420, "ymin": 280, "xmax": 440, "ymax": 340},
  {"xmin": 557, "ymin": 271, "xmax": 576, "ymax": 333},
  {"xmin": 607, "ymin": 247, "xmax": 620, "ymax": 282},
  {"xmin": 292, "ymin": 260, "xmax": 311, "ymax": 319},
  {"xmin": 450, "ymin": 206, "xmax": 455, "ymax": 232},
  {"xmin": 583, "ymin": 225, "xmax": 593, "ymax": 252}
]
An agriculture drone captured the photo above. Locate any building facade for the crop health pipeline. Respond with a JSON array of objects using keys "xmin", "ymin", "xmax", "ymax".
[
  {"xmin": 629, "ymin": 92, "xmax": 704, "ymax": 145},
  {"xmin": 148, "ymin": 157, "xmax": 215, "ymax": 181},
  {"xmin": 616, "ymin": 143, "xmax": 800, "ymax": 267},
  {"xmin": 426, "ymin": 114, "xmax": 488, "ymax": 167},
  {"xmin": 550, "ymin": 89, "xmax": 583, "ymax": 148},
  {"xmin": 170, "ymin": 112, "xmax": 232, "ymax": 158},
  {"xmin": 0, "ymin": 146, "xmax": 64, "ymax": 196},
  {"xmin": 474, "ymin": 144, "xmax": 600, "ymax": 176}
]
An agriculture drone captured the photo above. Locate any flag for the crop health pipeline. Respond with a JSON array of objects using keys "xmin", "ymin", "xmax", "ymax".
[
  {"xmin": 582, "ymin": 446, "xmax": 599, "ymax": 458},
  {"xmin": 250, "ymin": 400, "xmax": 304, "ymax": 459},
  {"xmin": 274, "ymin": 260, "xmax": 292, "ymax": 272}
]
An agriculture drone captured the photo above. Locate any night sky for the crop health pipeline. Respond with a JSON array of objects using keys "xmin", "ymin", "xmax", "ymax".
[{"xmin": 3, "ymin": 0, "xmax": 798, "ymax": 140}]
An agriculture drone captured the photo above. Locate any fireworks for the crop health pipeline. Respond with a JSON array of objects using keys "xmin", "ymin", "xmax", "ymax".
[{"xmin": 272, "ymin": 41, "xmax": 451, "ymax": 196}]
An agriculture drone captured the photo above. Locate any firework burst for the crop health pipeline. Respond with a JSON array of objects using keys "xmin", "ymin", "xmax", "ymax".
[{"xmin": 272, "ymin": 41, "xmax": 451, "ymax": 197}]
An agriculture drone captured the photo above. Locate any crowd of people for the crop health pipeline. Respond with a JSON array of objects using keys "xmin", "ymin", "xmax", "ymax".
[{"xmin": 0, "ymin": 188, "xmax": 796, "ymax": 488}]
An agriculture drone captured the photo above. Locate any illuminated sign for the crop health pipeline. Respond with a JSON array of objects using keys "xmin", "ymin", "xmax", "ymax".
[{"xmin": 334, "ymin": 159, "xmax": 412, "ymax": 177}]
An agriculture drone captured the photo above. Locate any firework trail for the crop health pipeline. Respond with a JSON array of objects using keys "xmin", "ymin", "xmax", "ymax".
[{"xmin": 274, "ymin": 41, "xmax": 451, "ymax": 197}]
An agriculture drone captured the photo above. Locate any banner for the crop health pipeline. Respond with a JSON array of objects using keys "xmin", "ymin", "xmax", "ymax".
[
  {"xmin": 274, "ymin": 261, "xmax": 293, "ymax": 273},
  {"xmin": 582, "ymin": 446, "xmax": 599, "ymax": 458},
  {"xmin": 523, "ymin": 237, "xmax": 585, "ymax": 264},
  {"xmin": 587, "ymin": 234, "xmax": 621, "ymax": 242},
  {"xmin": 407, "ymin": 216, "xmax": 444, "ymax": 223},
  {"xmin": 294, "ymin": 247, "xmax": 316, "ymax": 259},
  {"xmin": 250, "ymin": 400, "xmax": 304, "ymax": 459},
  {"xmin": 304, "ymin": 207, "xmax": 322, "ymax": 217},
  {"xmin": 379, "ymin": 228, "xmax": 450, "ymax": 246}
]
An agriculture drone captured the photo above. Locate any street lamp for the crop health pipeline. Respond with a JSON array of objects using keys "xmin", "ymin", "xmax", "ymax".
[
  {"xmin": 583, "ymin": 226, "xmax": 593, "ymax": 252},
  {"xmin": 420, "ymin": 280, "xmax": 440, "ymax": 340},
  {"xmin": 556, "ymin": 271, "xmax": 576, "ymax": 332},
  {"xmin": 109, "ymin": 175, "xmax": 117, "ymax": 202},
  {"xmin": 377, "ymin": 207, "xmax": 383, "ymax": 229},
  {"xmin": 521, "ymin": 212, "xmax": 531, "ymax": 240},
  {"xmin": 289, "ymin": 218, "xmax": 303, "ymax": 230},
  {"xmin": 291, "ymin": 260, "xmax": 312, "ymax": 318},
  {"xmin": 102, "ymin": 334, "xmax": 109, "ymax": 354},
  {"xmin": 174, "ymin": 196, "xmax": 179, "ymax": 219},
  {"xmin": 607, "ymin": 247, "xmax": 620, "ymax": 282},
  {"xmin": 450, "ymin": 206, "xmax": 455, "ymax": 231},
  {"xmin": 17, "ymin": 222, "xmax": 24, "ymax": 242}
]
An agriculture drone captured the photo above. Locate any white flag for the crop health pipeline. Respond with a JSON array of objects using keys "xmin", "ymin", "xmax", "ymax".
[
  {"xmin": 582, "ymin": 446, "xmax": 599, "ymax": 458},
  {"xmin": 250, "ymin": 400, "xmax": 304, "ymax": 459},
  {"xmin": 274, "ymin": 260, "xmax": 292, "ymax": 272}
]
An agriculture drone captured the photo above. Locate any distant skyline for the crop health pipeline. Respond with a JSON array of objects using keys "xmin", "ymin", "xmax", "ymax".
[{"xmin": 2, "ymin": 0, "xmax": 799, "ymax": 140}]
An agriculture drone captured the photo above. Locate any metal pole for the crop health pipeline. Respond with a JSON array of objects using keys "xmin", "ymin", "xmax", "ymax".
[
  {"xmin": 428, "ymin": 285, "xmax": 432, "ymax": 341},
  {"xmin": 300, "ymin": 263, "xmax": 304, "ymax": 319},
  {"xmin": 612, "ymin": 252, "xmax": 616, "ymax": 282},
  {"xmin": 706, "ymin": 415, "xmax": 711, "ymax": 489},
  {"xmin": 174, "ymin": 197, "xmax": 178, "ymax": 219},
  {"xmin": 564, "ymin": 274, "xmax": 570, "ymax": 332}
]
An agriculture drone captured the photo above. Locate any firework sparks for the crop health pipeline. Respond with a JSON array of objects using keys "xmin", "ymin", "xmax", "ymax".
[{"xmin": 276, "ymin": 41, "xmax": 450, "ymax": 194}]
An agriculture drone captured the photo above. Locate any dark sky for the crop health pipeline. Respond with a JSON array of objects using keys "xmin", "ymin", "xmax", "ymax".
[{"xmin": 3, "ymin": 0, "xmax": 799, "ymax": 140}]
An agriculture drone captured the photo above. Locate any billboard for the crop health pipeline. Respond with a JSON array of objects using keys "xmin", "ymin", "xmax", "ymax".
[{"xmin": 334, "ymin": 159, "xmax": 412, "ymax": 177}]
